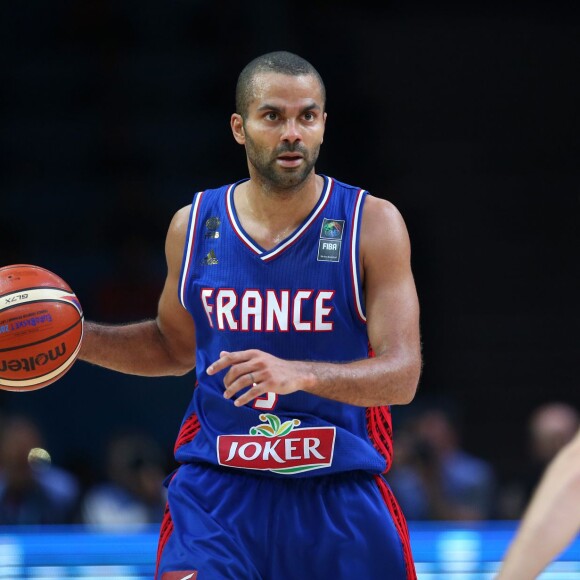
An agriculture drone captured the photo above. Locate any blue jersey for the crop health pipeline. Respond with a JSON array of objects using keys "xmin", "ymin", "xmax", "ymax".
[{"xmin": 175, "ymin": 175, "xmax": 394, "ymax": 478}]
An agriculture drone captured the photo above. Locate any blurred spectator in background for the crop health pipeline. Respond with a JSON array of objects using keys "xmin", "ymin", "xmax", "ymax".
[
  {"xmin": 497, "ymin": 425, "xmax": 580, "ymax": 579},
  {"xmin": 526, "ymin": 402, "xmax": 579, "ymax": 495},
  {"xmin": 498, "ymin": 401, "xmax": 579, "ymax": 519},
  {"xmin": 0, "ymin": 414, "xmax": 80, "ymax": 524},
  {"xmin": 388, "ymin": 405, "xmax": 496, "ymax": 520},
  {"xmin": 81, "ymin": 429, "xmax": 168, "ymax": 528}
]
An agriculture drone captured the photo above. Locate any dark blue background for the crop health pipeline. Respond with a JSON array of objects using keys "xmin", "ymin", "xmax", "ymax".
[{"xmin": 1, "ymin": 1, "xmax": 579, "ymax": 492}]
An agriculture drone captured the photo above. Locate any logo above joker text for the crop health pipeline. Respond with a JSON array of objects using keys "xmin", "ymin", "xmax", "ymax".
[{"xmin": 217, "ymin": 414, "xmax": 336, "ymax": 474}]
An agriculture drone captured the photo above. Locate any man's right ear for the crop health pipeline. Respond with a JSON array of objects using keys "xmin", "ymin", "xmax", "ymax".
[{"xmin": 230, "ymin": 113, "xmax": 245, "ymax": 144}]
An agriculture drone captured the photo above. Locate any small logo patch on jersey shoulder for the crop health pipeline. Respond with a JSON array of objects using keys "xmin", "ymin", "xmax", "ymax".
[
  {"xmin": 318, "ymin": 218, "xmax": 344, "ymax": 262},
  {"xmin": 162, "ymin": 572, "xmax": 198, "ymax": 580},
  {"xmin": 320, "ymin": 218, "xmax": 345, "ymax": 240},
  {"xmin": 202, "ymin": 249, "xmax": 218, "ymax": 265},
  {"xmin": 205, "ymin": 216, "xmax": 220, "ymax": 238}
]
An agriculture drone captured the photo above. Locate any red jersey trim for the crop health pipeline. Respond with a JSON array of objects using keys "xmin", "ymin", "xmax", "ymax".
[
  {"xmin": 174, "ymin": 412, "xmax": 201, "ymax": 455},
  {"xmin": 374, "ymin": 476, "xmax": 417, "ymax": 580},
  {"xmin": 366, "ymin": 405, "xmax": 394, "ymax": 471}
]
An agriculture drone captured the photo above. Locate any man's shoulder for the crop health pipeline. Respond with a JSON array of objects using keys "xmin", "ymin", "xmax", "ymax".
[
  {"xmin": 176, "ymin": 181, "xmax": 240, "ymax": 218},
  {"xmin": 325, "ymin": 176, "xmax": 397, "ymax": 211},
  {"xmin": 325, "ymin": 175, "xmax": 368, "ymax": 194},
  {"xmin": 199, "ymin": 178, "xmax": 249, "ymax": 197},
  {"xmin": 323, "ymin": 177, "xmax": 404, "ymax": 232}
]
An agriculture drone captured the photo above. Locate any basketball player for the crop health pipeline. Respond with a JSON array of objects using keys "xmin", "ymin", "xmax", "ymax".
[
  {"xmin": 79, "ymin": 51, "xmax": 422, "ymax": 579},
  {"xmin": 497, "ymin": 426, "xmax": 580, "ymax": 579}
]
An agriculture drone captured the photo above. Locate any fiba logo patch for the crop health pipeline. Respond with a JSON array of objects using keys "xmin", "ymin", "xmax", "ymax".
[
  {"xmin": 321, "ymin": 219, "xmax": 344, "ymax": 239},
  {"xmin": 318, "ymin": 218, "xmax": 345, "ymax": 262}
]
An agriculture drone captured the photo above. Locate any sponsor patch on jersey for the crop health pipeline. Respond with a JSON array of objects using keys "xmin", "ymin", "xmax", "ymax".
[
  {"xmin": 318, "ymin": 218, "xmax": 344, "ymax": 262},
  {"xmin": 205, "ymin": 216, "xmax": 220, "ymax": 238},
  {"xmin": 217, "ymin": 413, "xmax": 336, "ymax": 474},
  {"xmin": 202, "ymin": 249, "xmax": 218, "ymax": 265},
  {"xmin": 162, "ymin": 572, "xmax": 198, "ymax": 580}
]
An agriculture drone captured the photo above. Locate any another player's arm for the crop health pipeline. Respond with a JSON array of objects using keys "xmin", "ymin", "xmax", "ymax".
[
  {"xmin": 210, "ymin": 195, "xmax": 422, "ymax": 407},
  {"xmin": 496, "ymin": 428, "xmax": 580, "ymax": 580},
  {"xmin": 79, "ymin": 206, "xmax": 197, "ymax": 377}
]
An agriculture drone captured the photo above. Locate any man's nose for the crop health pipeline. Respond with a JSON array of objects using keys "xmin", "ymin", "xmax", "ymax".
[{"xmin": 281, "ymin": 119, "xmax": 302, "ymax": 143}]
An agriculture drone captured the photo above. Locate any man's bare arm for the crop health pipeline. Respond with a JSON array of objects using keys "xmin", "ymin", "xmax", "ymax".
[{"xmin": 79, "ymin": 206, "xmax": 197, "ymax": 377}]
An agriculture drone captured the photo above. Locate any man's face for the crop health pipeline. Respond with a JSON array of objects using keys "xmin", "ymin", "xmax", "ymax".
[{"xmin": 233, "ymin": 72, "xmax": 326, "ymax": 190}]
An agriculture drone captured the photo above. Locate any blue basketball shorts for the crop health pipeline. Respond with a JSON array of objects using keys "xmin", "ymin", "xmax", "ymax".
[{"xmin": 155, "ymin": 462, "xmax": 416, "ymax": 579}]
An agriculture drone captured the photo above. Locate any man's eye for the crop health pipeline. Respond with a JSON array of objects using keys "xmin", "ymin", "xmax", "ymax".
[
  {"xmin": 304, "ymin": 112, "xmax": 315, "ymax": 121},
  {"xmin": 266, "ymin": 112, "xmax": 278, "ymax": 121}
]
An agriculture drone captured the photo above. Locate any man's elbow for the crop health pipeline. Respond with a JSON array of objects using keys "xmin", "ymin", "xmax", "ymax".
[
  {"xmin": 166, "ymin": 350, "xmax": 196, "ymax": 377},
  {"xmin": 395, "ymin": 357, "xmax": 422, "ymax": 405},
  {"xmin": 171, "ymin": 363, "xmax": 195, "ymax": 377},
  {"xmin": 396, "ymin": 381, "xmax": 418, "ymax": 405}
]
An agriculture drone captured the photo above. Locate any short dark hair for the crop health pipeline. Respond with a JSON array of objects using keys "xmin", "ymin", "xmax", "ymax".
[{"xmin": 235, "ymin": 51, "xmax": 326, "ymax": 117}]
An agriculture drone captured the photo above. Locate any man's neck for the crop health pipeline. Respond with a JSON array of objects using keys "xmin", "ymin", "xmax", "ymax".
[{"xmin": 234, "ymin": 173, "xmax": 324, "ymax": 250}]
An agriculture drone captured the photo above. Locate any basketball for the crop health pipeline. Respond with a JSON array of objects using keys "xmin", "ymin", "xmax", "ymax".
[{"xmin": 0, "ymin": 264, "xmax": 84, "ymax": 392}]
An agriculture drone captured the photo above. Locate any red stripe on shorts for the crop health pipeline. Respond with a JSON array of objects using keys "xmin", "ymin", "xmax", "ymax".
[
  {"xmin": 374, "ymin": 475, "xmax": 417, "ymax": 580},
  {"xmin": 155, "ymin": 503, "xmax": 174, "ymax": 580}
]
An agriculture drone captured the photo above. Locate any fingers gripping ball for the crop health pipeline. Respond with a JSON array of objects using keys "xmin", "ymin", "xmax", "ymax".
[{"xmin": 0, "ymin": 264, "xmax": 84, "ymax": 391}]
